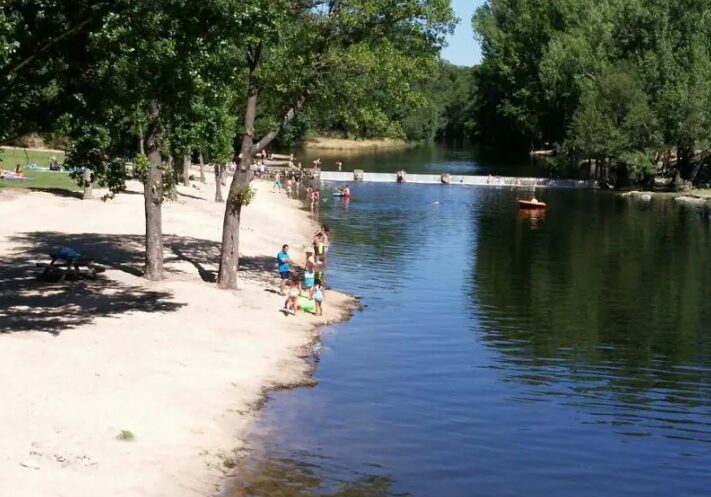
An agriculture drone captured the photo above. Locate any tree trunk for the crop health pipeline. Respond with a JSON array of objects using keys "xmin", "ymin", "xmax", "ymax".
[
  {"xmin": 220, "ymin": 163, "xmax": 228, "ymax": 186},
  {"xmin": 172, "ymin": 154, "xmax": 182, "ymax": 181},
  {"xmin": 214, "ymin": 163, "xmax": 223, "ymax": 202},
  {"xmin": 138, "ymin": 123, "xmax": 145, "ymax": 155},
  {"xmin": 688, "ymin": 160, "xmax": 703, "ymax": 184},
  {"xmin": 218, "ymin": 69, "xmax": 259, "ymax": 289},
  {"xmin": 183, "ymin": 153, "xmax": 190, "ymax": 187},
  {"xmin": 199, "ymin": 153, "xmax": 206, "ymax": 183},
  {"xmin": 679, "ymin": 148, "xmax": 694, "ymax": 181},
  {"xmin": 82, "ymin": 168, "xmax": 92, "ymax": 200},
  {"xmin": 217, "ymin": 42, "xmax": 302, "ymax": 289},
  {"xmin": 144, "ymin": 101, "xmax": 164, "ymax": 281},
  {"xmin": 218, "ymin": 169, "xmax": 250, "ymax": 289},
  {"xmin": 166, "ymin": 154, "xmax": 180, "ymax": 200}
]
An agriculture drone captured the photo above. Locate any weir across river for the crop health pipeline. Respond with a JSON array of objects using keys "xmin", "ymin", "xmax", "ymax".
[{"xmin": 319, "ymin": 171, "xmax": 597, "ymax": 189}]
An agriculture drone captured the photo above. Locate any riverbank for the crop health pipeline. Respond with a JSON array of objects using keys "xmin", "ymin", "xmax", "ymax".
[
  {"xmin": 0, "ymin": 176, "xmax": 355, "ymax": 497},
  {"xmin": 304, "ymin": 136, "xmax": 411, "ymax": 150},
  {"xmin": 622, "ymin": 189, "xmax": 711, "ymax": 209}
]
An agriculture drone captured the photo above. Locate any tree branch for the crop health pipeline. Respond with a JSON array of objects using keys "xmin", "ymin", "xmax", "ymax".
[
  {"xmin": 2, "ymin": 14, "xmax": 96, "ymax": 77},
  {"xmin": 252, "ymin": 96, "xmax": 306, "ymax": 154},
  {"xmin": 246, "ymin": 42, "xmax": 264, "ymax": 71}
]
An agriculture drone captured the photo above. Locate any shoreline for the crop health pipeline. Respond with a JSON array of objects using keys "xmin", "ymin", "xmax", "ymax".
[
  {"xmin": 0, "ymin": 175, "xmax": 356, "ymax": 497},
  {"xmin": 620, "ymin": 189, "xmax": 711, "ymax": 209},
  {"xmin": 303, "ymin": 136, "xmax": 412, "ymax": 151}
]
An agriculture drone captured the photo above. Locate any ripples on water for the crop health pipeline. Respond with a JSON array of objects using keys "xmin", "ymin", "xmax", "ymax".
[{"xmin": 228, "ymin": 175, "xmax": 711, "ymax": 497}]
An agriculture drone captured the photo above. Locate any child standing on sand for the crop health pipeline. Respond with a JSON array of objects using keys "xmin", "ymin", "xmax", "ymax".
[
  {"xmin": 284, "ymin": 278, "xmax": 302, "ymax": 315},
  {"xmin": 312, "ymin": 282, "xmax": 324, "ymax": 316}
]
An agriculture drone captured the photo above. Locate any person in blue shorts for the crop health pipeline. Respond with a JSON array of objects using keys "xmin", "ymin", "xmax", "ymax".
[{"xmin": 276, "ymin": 244, "xmax": 291, "ymax": 295}]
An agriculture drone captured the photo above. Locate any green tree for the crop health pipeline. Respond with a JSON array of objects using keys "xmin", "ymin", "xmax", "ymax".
[
  {"xmin": 216, "ymin": 0, "xmax": 456, "ymax": 289},
  {"xmin": 76, "ymin": 0, "xmax": 246, "ymax": 280},
  {"xmin": 470, "ymin": 0, "xmax": 711, "ymax": 183},
  {"xmin": 0, "ymin": 2, "xmax": 115, "ymax": 142},
  {"xmin": 569, "ymin": 68, "xmax": 661, "ymax": 181}
]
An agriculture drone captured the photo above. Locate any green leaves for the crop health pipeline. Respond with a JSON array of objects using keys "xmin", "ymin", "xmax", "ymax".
[
  {"xmin": 244, "ymin": 0, "xmax": 456, "ymax": 144},
  {"xmin": 472, "ymin": 0, "xmax": 711, "ymax": 181}
]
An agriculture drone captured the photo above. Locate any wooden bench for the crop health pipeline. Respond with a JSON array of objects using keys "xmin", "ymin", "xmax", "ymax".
[{"xmin": 36, "ymin": 253, "xmax": 106, "ymax": 281}]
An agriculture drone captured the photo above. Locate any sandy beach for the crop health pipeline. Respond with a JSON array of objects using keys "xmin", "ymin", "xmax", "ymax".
[
  {"xmin": 0, "ymin": 174, "xmax": 353, "ymax": 497},
  {"xmin": 304, "ymin": 136, "xmax": 410, "ymax": 150}
]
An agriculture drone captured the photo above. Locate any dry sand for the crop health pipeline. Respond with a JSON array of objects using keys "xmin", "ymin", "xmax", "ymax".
[
  {"xmin": 0, "ymin": 174, "xmax": 354, "ymax": 497},
  {"xmin": 304, "ymin": 136, "xmax": 410, "ymax": 150}
]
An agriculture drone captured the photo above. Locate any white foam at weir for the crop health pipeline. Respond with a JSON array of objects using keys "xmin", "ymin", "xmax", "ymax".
[{"xmin": 319, "ymin": 172, "xmax": 597, "ymax": 189}]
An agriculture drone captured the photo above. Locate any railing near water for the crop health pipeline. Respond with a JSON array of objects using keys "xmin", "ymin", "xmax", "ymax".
[{"xmin": 319, "ymin": 171, "xmax": 597, "ymax": 189}]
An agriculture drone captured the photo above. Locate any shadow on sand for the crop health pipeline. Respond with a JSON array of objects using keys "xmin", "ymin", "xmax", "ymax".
[{"xmin": 0, "ymin": 231, "xmax": 280, "ymax": 335}]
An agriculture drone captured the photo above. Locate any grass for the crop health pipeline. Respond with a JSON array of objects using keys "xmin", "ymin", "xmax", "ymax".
[
  {"xmin": 1, "ymin": 147, "xmax": 65, "ymax": 168},
  {"xmin": 116, "ymin": 430, "xmax": 135, "ymax": 442},
  {"xmin": 0, "ymin": 169, "xmax": 79, "ymax": 192},
  {"xmin": 0, "ymin": 147, "xmax": 77, "ymax": 192}
]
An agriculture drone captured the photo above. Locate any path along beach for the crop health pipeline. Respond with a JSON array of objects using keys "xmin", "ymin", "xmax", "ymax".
[{"xmin": 0, "ymin": 175, "xmax": 354, "ymax": 497}]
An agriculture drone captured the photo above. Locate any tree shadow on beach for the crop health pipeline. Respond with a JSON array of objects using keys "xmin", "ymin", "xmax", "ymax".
[
  {"xmin": 239, "ymin": 255, "xmax": 280, "ymax": 285},
  {"xmin": 26, "ymin": 187, "xmax": 83, "ymax": 199},
  {"xmin": 0, "ymin": 260, "xmax": 184, "ymax": 335},
  {"xmin": 0, "ymin": 231, "xmax": 281, "ymax": 334}
]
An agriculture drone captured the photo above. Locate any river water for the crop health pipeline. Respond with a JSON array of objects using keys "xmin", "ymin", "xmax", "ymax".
[{"xmin": 230, "ymin": 147, "xmax": 711, "ymax": 497}]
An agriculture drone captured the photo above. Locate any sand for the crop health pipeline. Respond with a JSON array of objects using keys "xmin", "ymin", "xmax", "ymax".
[
  {"xmin": 304, "ymin": 136, "xmax": 410, "ymax": 150},
  {"xmin": 0, "ymin": 174, "xmax": 354, "ymax": 497}
]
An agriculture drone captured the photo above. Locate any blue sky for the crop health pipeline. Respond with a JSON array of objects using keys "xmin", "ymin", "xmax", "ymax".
[{"xmin": 442, "ymin": 0, "xmax": 485, "ymax": 66}]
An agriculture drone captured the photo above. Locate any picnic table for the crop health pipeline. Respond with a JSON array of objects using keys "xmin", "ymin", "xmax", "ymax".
[{"xmin": 36, "ymin": 248, "xmax": 106, "ymax": 281}]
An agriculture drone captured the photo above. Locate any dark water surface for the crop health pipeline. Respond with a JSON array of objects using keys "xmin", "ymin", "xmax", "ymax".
[
  {"xmin": 230, "ymin": 150, "xmax": 711, "ymax": 497},
  {"xmin": 300, "ymin": 145, "xmax": 544, "ymax": 177}
]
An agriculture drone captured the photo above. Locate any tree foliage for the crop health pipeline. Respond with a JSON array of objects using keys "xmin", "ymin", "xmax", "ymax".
[
  {"xmin": 469, "ymin": 0, "xmax": 711, "ymax": 184},
  {"xmin": 1, "ymin": 0, "xmax": 456, "ymax": 285}
]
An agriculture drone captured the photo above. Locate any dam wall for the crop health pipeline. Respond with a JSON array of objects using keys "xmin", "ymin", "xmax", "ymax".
[{"xmin": 319, "ymin": 171, "xmax": 597, "ymax": 189}]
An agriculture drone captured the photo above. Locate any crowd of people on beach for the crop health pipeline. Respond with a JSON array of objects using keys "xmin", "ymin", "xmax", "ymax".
[
  {"xmin": 268, "ymin": 156, "xmax": 351, "ymax": 211},
  {"xmin": 276, "ymin": 224, "xmax": 331, "ymax": 317},
  {"xmin": 264, "ymin": 155, "xmax": 349, "ymax": 317}
]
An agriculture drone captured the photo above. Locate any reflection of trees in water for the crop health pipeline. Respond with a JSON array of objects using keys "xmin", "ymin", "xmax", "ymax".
[
  {"xmin": 321, "ymin": 186, "xmax": 434, "ymax": 295},
  {"xmin": 230, "ymin": 456, "xmax": 408, "ymax": 497},
  {"xmin": 473, "ymin": 193, "xmax": 711, "ymax": 401}
]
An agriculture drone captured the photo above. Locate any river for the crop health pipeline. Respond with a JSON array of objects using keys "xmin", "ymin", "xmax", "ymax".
[{"xmin": 229, "ymin": 146, "xmax": 711, "ymax": 497}]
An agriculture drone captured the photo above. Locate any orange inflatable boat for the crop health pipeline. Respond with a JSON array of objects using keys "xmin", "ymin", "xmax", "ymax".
[{"xmin": 518, "ymin": 199, "xmax": 547, "ymax": 210}]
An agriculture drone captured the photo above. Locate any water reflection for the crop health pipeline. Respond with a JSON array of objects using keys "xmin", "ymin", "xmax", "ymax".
[
  {"xmin": 517, "ymin": 208, "xmax": 546, "ymax": 229},
  {"xmin": 231, "ymin": 455, "xmax": 406, "ymax": 497},
  {"xmin": 473, "ymin": 191, "xmax": 711, "ymax": 439},
  {"xmin": 229, "ymin": 183, "xmax": 711, "ymax": 497},
  {"xmin": 299, "ymin": 145, "xmax": 542, "ymax": 176}
]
